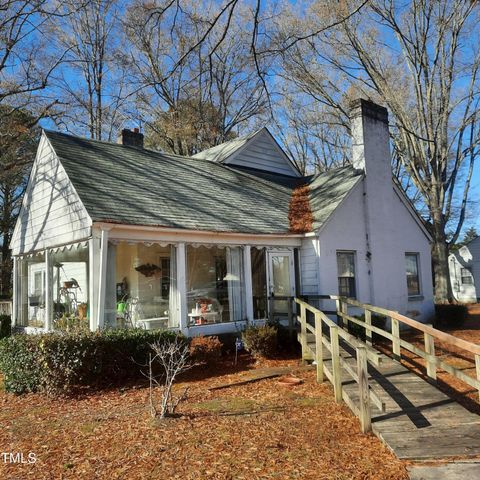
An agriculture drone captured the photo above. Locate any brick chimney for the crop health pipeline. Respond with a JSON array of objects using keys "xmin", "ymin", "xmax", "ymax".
[{"xmin": 117, "ymin": 128, "xmax": 144, "ymax": 148}]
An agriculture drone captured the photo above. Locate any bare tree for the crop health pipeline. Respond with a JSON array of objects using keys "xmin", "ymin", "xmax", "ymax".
[
  {"xmin": 147, "ymin": 336, "xmax": 191, "ymax": 419},
  {"xmin": 272, "ymin": 89, "xmax": 350, "ymax": 174},
  {"xmin": 123, "ymin": 0, "xmax": 269, "ymax": 155},
  {"xmin": 0, "ymin": 1, "xmax": 65, "ymax": 119},
  {"xmin": 0, "ymin": 107, "xmax": 39, "ymax": 296},
  {"xmin": 52, "ymin": 0, "xmax": 128, "ymax": 140},
  {"xmin": 275, "ymin": 0, "xmax": 480, "ymax": 302}
]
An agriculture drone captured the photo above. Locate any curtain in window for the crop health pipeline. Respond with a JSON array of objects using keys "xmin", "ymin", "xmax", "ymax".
[
  {"xmin": 226, "ymin": 247, "xmax": 245, "ymax": 322},
  {"xmin": 337, "ymin": 253, "xmax": 355, "ymax": 277},
  {"xmin": 168, "ymin": 245, "xmax": 178, "ymax": 328}
]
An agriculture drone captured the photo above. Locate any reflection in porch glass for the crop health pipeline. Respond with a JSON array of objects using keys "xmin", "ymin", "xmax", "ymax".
[
  {"xmin": 17, "ymin": 254, "xmax": 45, "ymax": 328},
  {"xmin": 114, "ymin": 243, "xmax": 177, "ymax": 329},
  {"xmin": 271, "ymin": 254, "xmax": 292, "ymax": 314},
  {"xmin": 186, "ymin": 245, "xmax": 245, "ymax": 325},
  {"xmin": 52, "ymin": 246, "xmax": 89, "ymax": 331},
  {"xmin": 251, "ymin": 247, "xmax": 267, "ymax": 319}
]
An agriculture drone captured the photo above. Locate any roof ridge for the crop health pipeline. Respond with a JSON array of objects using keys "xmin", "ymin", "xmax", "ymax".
[{"xmin": 43, "ymin": 128, "xmax": 200, "ymax": 163}]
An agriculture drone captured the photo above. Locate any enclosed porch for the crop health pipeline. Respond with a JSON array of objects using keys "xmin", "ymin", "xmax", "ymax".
[{"xmin": 12, "ymin": 228, "xmax": 302, "ymax": 336}]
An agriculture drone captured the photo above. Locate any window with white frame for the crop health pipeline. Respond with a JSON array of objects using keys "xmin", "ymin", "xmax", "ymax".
[
  {"xmin": 461, "ymin": 268, "xmax": 473, "ymax": 285},
  {"xmin": 405, "ymin": 253, "xmax": 421, "ymax": 297},
  {"xmin": 336, "ymin": 251, "xmax": 356, "ymax": 298},
  {"xmin": 186, "ymin": 245, "xmax": 245, "ymax": 326}
]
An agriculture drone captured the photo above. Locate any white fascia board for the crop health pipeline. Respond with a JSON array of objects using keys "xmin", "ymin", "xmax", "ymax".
[{"xmin": 96, "ymin": 222, "xmax": 303, "ymax": 247}]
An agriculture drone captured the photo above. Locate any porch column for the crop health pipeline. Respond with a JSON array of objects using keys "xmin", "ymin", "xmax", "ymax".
[
  {"xmin": 88, "ymin": 237, "xmax": 100, "ymax": 331},
  {"xmin": 96, "ymin": 228, "xmax": 109, "ymax": 330},
  {"xmin": 176, "ymin": 242, "xmax": 187, "ymax": 334},
  {"xmin": 44, "ymin": 249, "xmax": 53, "ymax": 331},
  {"xmin": 243, "ymin": 246, "xmax": 254, "ymax": 322},
  {"xmin": 12, "ymin": 256, "xmax": 17, "ymax": 328}
]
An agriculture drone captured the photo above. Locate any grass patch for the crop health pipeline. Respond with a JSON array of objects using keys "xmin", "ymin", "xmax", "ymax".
[{"xmin": 194, "ymin": 397, "xmax": 260, "ymax": 414}]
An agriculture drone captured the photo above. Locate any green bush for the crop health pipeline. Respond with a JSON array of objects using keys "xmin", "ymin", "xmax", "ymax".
[
  {"xmin": 0, "ymin": 329, "xmax": 181, "ymax": 395},
  {"xmin": 242, "ymin": 324, "xmax": 278, "ymax": 359},
  {"xmin": 434, "ymin": 304, "xmax": 468, "ymax": 329},
  {"xmin": 0, "ymin": 315, "xmax": 11, "ymax": 339}
]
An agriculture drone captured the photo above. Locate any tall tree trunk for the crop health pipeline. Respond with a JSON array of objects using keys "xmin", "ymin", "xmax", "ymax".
[
  {"xmin": 1, "ymin": 236, "xmax": 11, "ymax": 298},
  {"xmin": 431, "ymin": 217, "xmax": 453, "ymax": 303}
]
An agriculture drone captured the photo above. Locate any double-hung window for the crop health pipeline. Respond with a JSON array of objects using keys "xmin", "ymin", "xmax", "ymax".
[
  {"xmin": 337, "ymin": 251, "xmax": 356, "ymax": 298},
  {"xmin": 405, "ymin": 253, "xmax": 421, "ymax": 297},
  {"xmin": 461, "ymin": 268, "xmax": 473, "ymax": 285}
]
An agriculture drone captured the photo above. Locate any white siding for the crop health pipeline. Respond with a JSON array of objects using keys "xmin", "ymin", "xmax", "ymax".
[
  {"xmin": 11, "ymin": 134, "xmax": 92, "ymax": 255},
  {"xmin": 299, "ymin": 237, "xmax": 319, "ymax": 295},
  {"xmin": 450, "ymin": 238, "xmax": 480, "ymax": 303},
  {"xmin": 317, "ymin": 181, "xmax": 434, "ymax": 322},
  {"xmin": 470, "ymin": 237, "xmax": 480, "ymax": 296},
  {"xmin": 225, "ymin": 129, "xmax": 299, "ymax": 177}
]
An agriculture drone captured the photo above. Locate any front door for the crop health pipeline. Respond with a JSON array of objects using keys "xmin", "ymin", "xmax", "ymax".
[{"xmin": 267, "ymin": 250, "xmax": 295, "ymax": 319}]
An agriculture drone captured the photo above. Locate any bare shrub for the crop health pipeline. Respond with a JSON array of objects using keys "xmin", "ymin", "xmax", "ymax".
[{"xmin": 148, "ymin": 336, "xmax": 191, "ymax": 419}]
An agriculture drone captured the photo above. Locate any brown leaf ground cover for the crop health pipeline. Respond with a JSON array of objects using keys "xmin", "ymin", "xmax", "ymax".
[
  {"xmin": 0, "ymin": 356, "xmax": 408, "ymax": 480},
  {"xmin": 375, "ymin": 305, "xmax": 480, "ymax": 415}
]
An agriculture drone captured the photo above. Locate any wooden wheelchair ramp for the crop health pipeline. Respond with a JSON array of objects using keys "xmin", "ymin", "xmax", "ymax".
[
  {"xmin": 324, "ymin": 346, "xmax": 480, "ymax": 460},
  {"xmin": 293, "ymin": 295, "xmax": 480, "ymax": 461}
]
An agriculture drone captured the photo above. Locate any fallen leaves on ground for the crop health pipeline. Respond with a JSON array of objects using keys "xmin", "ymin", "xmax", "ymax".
[{"xmin": 0, "ymin": 356, "xmax": 407, "ymax": 480}]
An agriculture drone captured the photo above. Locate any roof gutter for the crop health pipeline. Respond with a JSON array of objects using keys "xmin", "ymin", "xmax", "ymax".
[{"xmin": 93, "ymin": 222, "xmax": 304, "ymax": 247}]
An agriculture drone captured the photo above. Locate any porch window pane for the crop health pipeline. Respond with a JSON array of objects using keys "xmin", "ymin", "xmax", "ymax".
[
  {"xmin": 115, "ymin": 243, "xmax": 176, "ymax": 329},
  {"xmin": 18, "ymin": 254, "xmax": 46, "ymax": 328},
  {"xmin": 251, "ymin": 248, "xmax": 267, "ymax": 319},
  {"xmin": 52, "ymin": 246, "xmax": 89, "ymax": 331},
  {"xmin": 337, "ymin": 251, "xmax": 356, "ymax": 298},
  {"xmin": 405, "ymin": 253, "xmax": 421, "ymax": 297},
  {"xmin": 461, "ymin": 268, "xmax": 473, "ymax": 285},
  {"xmin": 186, "ymin": 245, "xmax": 245, "ymax": 325}
]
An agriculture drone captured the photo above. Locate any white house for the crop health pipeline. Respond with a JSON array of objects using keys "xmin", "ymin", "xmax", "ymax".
[
  {"xmin": 10, "ymin": 98, "xmax": 435, "ymax": 335},
  {"xmin": 449, "ymin": 236, "xmax": 480, "ymax": 303}
]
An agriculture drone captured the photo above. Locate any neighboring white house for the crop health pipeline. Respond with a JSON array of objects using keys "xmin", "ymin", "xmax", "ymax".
[
  {"xmin": 449, "ymin": 237, "xmax": 480, "ymax": 303},
  {"xmin": 10, "ymin": 98, "xmax": 435, "ymax": 336}
]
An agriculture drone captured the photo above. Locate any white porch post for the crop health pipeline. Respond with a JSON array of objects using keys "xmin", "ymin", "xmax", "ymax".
[
  {"xmin": 12, "ymin": 256, "xmax": 17, "ymax": 327},
  {"xmin": 88, "ymin": 237, "xmax": 99, "ymax": 331},
  {"xmin": 44, "ymin": 249, "xmax": 53, "ymax": 331},
  {"xmin": 176, "ymin": 242, "xmax": 187, "ymax": 334},
  {"xmin": 96, "ymin": 228, "xmax": 109, "ymax": 330},
  {"xmin": 243, "ymin": 246, "xmax": 254, "ymax": 322}
]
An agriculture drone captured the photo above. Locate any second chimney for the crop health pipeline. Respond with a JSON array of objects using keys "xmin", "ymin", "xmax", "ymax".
[{"xmin": 118, "ymin": 128, "xmax": 144, "ymax": 148}]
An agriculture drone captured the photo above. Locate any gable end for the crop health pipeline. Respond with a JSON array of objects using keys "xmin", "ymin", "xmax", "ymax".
[{"xmin": 10, "ymin": 133, "xmax": 92, "ymax": 255}]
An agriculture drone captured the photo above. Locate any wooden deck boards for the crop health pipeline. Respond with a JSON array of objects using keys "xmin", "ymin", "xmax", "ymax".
[{"xmin": 306, "ymin": 340, "xmax": 480, "ymax": 460}]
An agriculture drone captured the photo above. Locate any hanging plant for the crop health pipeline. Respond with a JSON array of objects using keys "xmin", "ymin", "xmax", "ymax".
[{"xmin": 135, "ymin": 263, "xmax": 161, "ymax": 277}]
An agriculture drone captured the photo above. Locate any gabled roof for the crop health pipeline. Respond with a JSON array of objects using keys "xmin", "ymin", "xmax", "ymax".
[
  {"xmin": 192, "ymin": 129, "xmax": 258, "ymax": 163},
  {"xmin": 193, "ymin": 127, "xmax": 301, "ymax": 177},
  {"xmin": 42, "ymin": 130, "xmax": 362, "ymax": 236},
  {"xmin": 309, "ymin": 167, "xmax": 364, "ymax": 230}
]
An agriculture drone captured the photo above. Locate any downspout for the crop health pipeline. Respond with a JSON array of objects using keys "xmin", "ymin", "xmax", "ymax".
[{"xmin": 362, "ymin": 178, "xmax": 375, "ymax": 305}]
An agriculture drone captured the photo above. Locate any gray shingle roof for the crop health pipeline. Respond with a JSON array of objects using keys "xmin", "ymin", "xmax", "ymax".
[{"xmin": 44, "ymin": 130, "xmax": 363, "ymax": 235}]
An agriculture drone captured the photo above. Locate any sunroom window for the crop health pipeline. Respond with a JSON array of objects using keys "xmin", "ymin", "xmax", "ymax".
[
  {"xmin": 186, "ymin": 245, "xmax": 245, "ymax": 325},
  {"xmin": 114, "ymin": 242, "xmax": 177, "ymax": 329},
  {"xmin": 52, "ymin": 246, "xmax": 89, "ymax": 331},
  {"xmin": 17, "ymin": 254, "xmax": 46, "ymax": 328}
]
